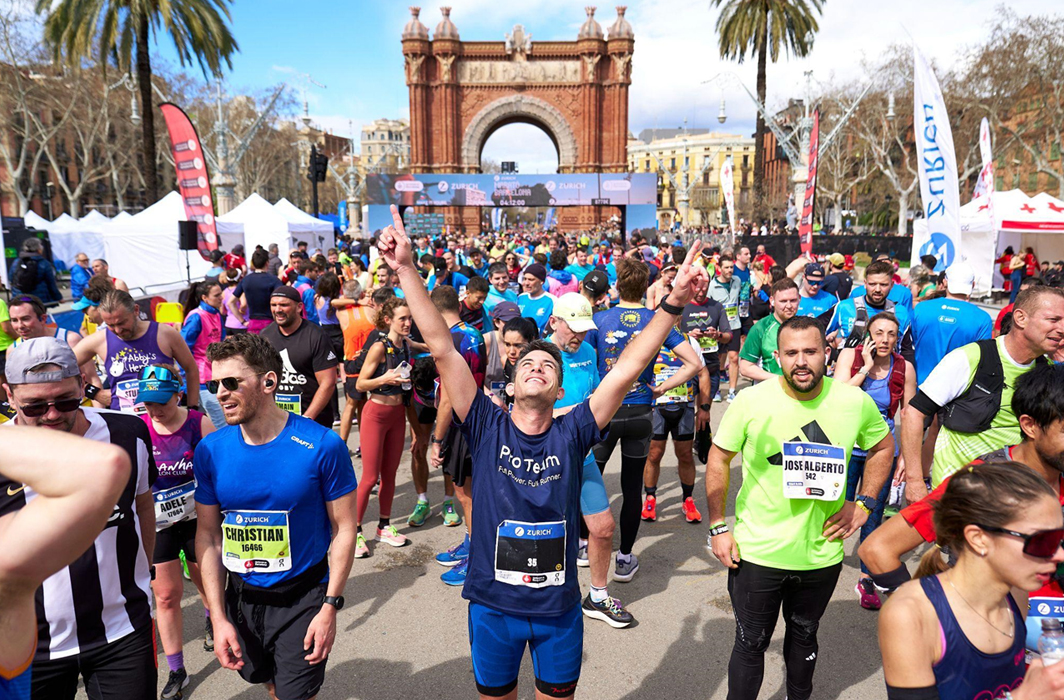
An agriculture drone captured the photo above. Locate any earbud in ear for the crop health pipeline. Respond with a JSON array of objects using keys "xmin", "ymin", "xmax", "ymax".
[{"xmin": 265, "ymin": 379, "xmax": 274, "ymax": 388}]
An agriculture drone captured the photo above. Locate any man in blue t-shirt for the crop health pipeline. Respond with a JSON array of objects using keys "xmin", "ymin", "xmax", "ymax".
[
  {"xmin": 586, "ymin": 256, "xmax": 702, "ymax": 583},
  {"xmin": 193, "ymin": 333, "xmax": 357, "ymax": 700},
  {"xmin": 517, "ymin": 263, "xmax": 556, "ymax": 332},
  {"xmin": 828, "ymin": 260, "xmax": 914, "ymax": 364},
  {"xmin": 564, "ymin": 248, "xmax": 596, "ymax": 282},
  {"xmin": 797, "ymin": 262, "xmax": 838, "ymax": 322},
  {"xmin": 484, "ymin": 263, "xmax": 518, "ymax": 314},
  {"xmin": 377, "ymin": 205, "xmax": 709, "ymax": 698},
  {"xmin": 548, "ymin": 293, "xmax": 633, "ymax": 628},
  {"xmin": 911, "ymin": 261, "xmax": 993, "ymax": 384}
]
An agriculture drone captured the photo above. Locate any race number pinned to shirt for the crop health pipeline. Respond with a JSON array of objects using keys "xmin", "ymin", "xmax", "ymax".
[
  {"xmin": 781, "ymin": 442, "xmax": 846, "ymax": 501},
  {"xmin": 725, "ymin": 303, "xmax": 739, "ymax": 323},
  {"xmin": 275, "ymin": 393, "xmax": 301, "ymax": 414},
  {"xmin": 154, "ymin": 480, "xmax": 196, "ymax": 528},
  {"xmin": 697, "ymin": 335, "xmax": 719, "ymax": 353},
  {"xmin": 114, "ymin": 379, "xmax": 147, "ymax": 415},
  {"xmin": 222, "ymin": 510, "xmax": 292, "ymax": 574},
  {"xmin": 495, "ymin": 520, "xmax": 565, "ymax": 589}
]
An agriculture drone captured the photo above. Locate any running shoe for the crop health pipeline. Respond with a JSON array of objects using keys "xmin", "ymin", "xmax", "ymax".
[
  {"xmin": 203, "ymin": 616, "xmax": 214, "ymax": 652},
  {"xmin": 713, "ymin": 391, "xmax": 722, "ymax": 403},
  {"xmin": 377, "ymin": 525, "xmax": 409, "ymax": 548},
  {"xmin": 614, "ymin": 553, "xmax": 639, "ymax": 583},
  {"xmin": 856, "ymin": 578, "xmax": 882, "ymax": 611},
  {"xmin": 577, "ymin": 542, "xmax": 589, "ymax": 568},
  {"xmin": 349, "ymin": 447, "xmax": 361, "ymax": 460},
  {"xmin": 441, "ymin": 557, "xmax": 468, "ymax": 586},
  {"xmin": 407, "ymin": 500, "xmax": 430, "ymax": 527},
  {"xmin": 161, "ymin": 668, "xmax": 189, "ymax": 699},
  {"xmin": 441, "ymin": 500, "xmax": 462, "ymax": 527},
  {"xmin": 640, "ymin": 495, "xmax": 657, "ymax": 522},
  {"xmin": 354, "ymin": 532, "xmax": 370, "ymax": 558},
  {"xmin": 581, "ymin": 593, "xmax": 635, "ymax": 628},
  {"xmin": 435, "ymin": 536, "xmax": 469, "ymax": 567},
  {"xmin": 726, "ymin": 390, "xmax": 737, "ymax": 402},
  {"xmin": 682, "ymin": 497, "xmax": 702, "ymax": 523}
]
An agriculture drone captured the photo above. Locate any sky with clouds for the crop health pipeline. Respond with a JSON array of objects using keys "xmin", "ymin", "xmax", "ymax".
[{"xmin": 139, "ymin": 0, "xmax": 1058, "ymax": 173}]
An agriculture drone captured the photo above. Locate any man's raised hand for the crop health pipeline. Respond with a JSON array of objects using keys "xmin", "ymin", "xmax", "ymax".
[
  {"xmin": 378, "ymin": 204, "xmax": 415, "ymax": 272},
  {"xmin": 667, "ymin": 240, "xmax": 709, "ymax": 307}
]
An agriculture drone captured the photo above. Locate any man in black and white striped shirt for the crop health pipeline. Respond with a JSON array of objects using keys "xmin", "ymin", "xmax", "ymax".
[{"xmin": 0, "ymin": 337, "xmax": 157, "ymax": 699}]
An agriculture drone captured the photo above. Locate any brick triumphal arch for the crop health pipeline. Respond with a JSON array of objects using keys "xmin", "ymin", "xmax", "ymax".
[{"xmin": 401, "ymin": 6, "xmax": 634, "ymax": 232}]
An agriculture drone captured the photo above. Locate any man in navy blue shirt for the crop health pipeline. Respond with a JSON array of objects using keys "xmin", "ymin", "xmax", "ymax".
[{"xmin": 378, "ymin": 205, "xmax": 709, "ymax": 700}]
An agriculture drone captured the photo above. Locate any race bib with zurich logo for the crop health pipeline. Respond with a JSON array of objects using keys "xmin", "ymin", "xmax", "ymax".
[
  {"xmin": 494, "ymin": 520, "xmax": 566, "ymax": 589},
  {"xmin": 222, "ymin": 510, "xmax": 292, "ymax": 574},
  {"xmin": 781, "ymin": 442, "xmax": 847, "ymax": 501}
]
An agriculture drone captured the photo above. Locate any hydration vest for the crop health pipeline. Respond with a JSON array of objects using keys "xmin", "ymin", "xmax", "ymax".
[
  {"xmin": 850, "ymin": 349, "xmax": 907, "ymax": 416},
  {"xmin": 844, "ymin": 296, "xmax": 896, "ymax": 349},
  {"xmin": 939, "ymin": 338, "xmax": 1046, "ymax": 434}
]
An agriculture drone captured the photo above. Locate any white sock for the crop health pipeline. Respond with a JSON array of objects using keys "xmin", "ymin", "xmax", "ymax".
[
  {"xmin": 578, "ymin": 538, "xmax": 588, "ymax": 548},
  {"xmin": 590, "ymin": 585, "xmax": 609, "ymax": 603},
  {"xmin": 417, "ymin": 493, "xmax": 428, "ymax": 503},
  {"xmin": 617, "ymin": 552, "xmax": 632, "ymax": 564}
]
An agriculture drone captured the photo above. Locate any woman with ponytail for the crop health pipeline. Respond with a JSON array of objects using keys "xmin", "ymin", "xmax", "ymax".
[{"xmin": 880, "ymin": 462, "xmax": 1064, "ymax": 700}]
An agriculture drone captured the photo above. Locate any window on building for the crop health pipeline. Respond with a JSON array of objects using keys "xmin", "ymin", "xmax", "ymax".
[
  {"xmin": 703, "ymin": 172, "xmax": 709, "ymax": 186},
  {"xmin": 742, "ymin": 155, "xmax": 749, "ymax": 168},
  {"xmin": 670, "ymin": 158, "xmax": 676, "ymax": 169},
  {"xmin": 646, "ymin": 159, "xmax": 651, "ymax": 170},
  {"xmin": 684, "ymin": 156, "xmax": 689, "ymax": 168}
]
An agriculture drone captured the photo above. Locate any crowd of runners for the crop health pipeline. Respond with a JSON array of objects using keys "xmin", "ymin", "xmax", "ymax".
[{"xmin": 3, "ymin": 209, "xmax": 1064, "ymax": 700}]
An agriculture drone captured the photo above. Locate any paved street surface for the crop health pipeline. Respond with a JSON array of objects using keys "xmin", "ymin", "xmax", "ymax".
[{"xmin": 87, "ymin": 394, "xmax": 898, "ymax": 700}]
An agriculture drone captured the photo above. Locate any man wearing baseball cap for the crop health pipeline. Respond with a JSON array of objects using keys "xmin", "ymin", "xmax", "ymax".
[
  {"xmin": 911, "ymin": 260, "xmax": 993, "ymax": 384},
  {"xmin": 517, "ymin": 263, "xmax": 556, "ymax": 333},
  {"xmin": 797, "ymin": 262, "xmax": 838, "ymax": 322},
  {"xmin": 820, "ymin": 253, "xmax": 853, "ymax": 300},
  {"xmin": 547, "ymin": 294, "xmax": 633, "ymax": 628},
  {"xmin": 581, "ymin": 269, "xmax": 611, "ymax": 311},
  {"xmin": 1, "ymin": 338, "xmax": 158, "ymax": 698}
]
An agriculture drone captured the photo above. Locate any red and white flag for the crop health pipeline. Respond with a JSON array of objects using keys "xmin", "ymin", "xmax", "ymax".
[
  {"xmin": 798, "ymin": 108, "xmax": 820, "ymax": 256},
  {"xmin": 160, "ymin": 102, "xmax": 218, "ymax": 260}
]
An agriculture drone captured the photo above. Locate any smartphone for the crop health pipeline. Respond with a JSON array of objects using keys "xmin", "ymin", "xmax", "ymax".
[{"xmin": 864, "ymin": 333, "xmax": 876, "ymax": 357}]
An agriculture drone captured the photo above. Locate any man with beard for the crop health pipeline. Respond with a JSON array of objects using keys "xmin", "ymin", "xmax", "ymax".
[
  {"xmin": 861, "ymin": 363, "xmax": 1064, "ymax": 601},
  {"xmin": 709, "ymin": 254, "xmax": 743, "ymax": 402},
  {"xmin": 827, "ymin": 260, "xmax": 914, "ymax": 363},
  {"xmin": 259, "ymin": 287, "xmax": 338, "ymax": 427},
  {"xmin": 739, "ymin": 278, "xmax": 800, "ymax": 382},
  {"xmin": 706, "ymin": 316, "xmax": 893, "ymax": 700}
]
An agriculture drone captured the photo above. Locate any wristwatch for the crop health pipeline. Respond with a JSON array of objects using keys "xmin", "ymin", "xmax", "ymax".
[
  {"xmin": 855, "ymin": 495, "xmax": 877, "ymax": 514},
  {"xmin": 699, "ymin": 403, "xmax": 712, "ymax": 411},
  {"xmin": 323, "ymin": 595, "xmax": 345, "ymax": 610}
]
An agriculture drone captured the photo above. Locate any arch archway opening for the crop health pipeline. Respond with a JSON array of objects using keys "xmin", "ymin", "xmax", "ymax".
[{"xmin": 479, "ymin": 120, "xmax": 560, "ymax": 175}]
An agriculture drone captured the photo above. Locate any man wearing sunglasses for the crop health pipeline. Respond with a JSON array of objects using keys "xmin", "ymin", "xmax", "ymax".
[
  {"xmin": 796, "ymin": 263, "xmax": 838, "ymax": 322},
  {"xmin": 862, "ymin": 362, "xmax": 1064, "ymax": 640},
  {"xmin": 194, "ymin": 333, "xmax": 356, "ymax": 700},
  {"xmin": 0, "ymin": 337, "xmax": 158, "ymax": 699}
]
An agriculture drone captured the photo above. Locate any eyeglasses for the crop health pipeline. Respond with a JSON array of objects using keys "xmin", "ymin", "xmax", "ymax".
[
  {"xmin": 976, "ymin": 524, "xmax": 1064, "ymax": 558},
  {"xmin": 206, "ymin": 372, "xmax": 266, "ymax": 394},
  {"xmin": 807, "ymin": 279, "xmax": 823, "ymax": 287},
  {"xmin": 140, "ymin": 365, "xmax": 177, "ymax": 383},
  {"xmin": 20, "ymin": 397, "xmax": 82, "ymax": 417}
]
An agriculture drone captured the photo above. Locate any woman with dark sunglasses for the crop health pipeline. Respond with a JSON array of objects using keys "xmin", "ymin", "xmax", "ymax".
[
  {"xmin": 880, "ymin": 462, "xmax": 1064, "ymax": 700},
  {"xmin": 138, "ymin": 364, "xmax": 216, "ymax": 698},
  {"xmin": 353, "ymin": 297, "xmax": 414, "ymax": 558}
]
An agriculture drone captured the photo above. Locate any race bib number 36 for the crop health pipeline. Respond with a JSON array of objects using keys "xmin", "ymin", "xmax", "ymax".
[
  {"xmin": 782, "ymin": 442, "xmax": 846, "ymax": 501},
  {"xmin": 222, "ymin": 510, "xmax": 292, "ymax": 574},
  {"xmin": 495, "ymin": 520, "xmax": 565, "ymax": 589}
]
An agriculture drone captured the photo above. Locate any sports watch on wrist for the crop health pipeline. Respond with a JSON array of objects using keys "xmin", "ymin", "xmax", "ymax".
[
  {"xmin": 699, "ymin": 403, "xmax": 712, "ymax": 411},
  {"xmin": 855, "ymin": 495, "xmax": 877, "ymax": 514},
  {"xmin": 323, "ymin": 595, "xmax": 345, "ymax": 610}
]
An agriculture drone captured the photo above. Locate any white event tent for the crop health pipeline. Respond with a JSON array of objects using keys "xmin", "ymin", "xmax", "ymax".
[
  {"xmin": 218, "ymin": 193, "xmax": 295, "ymax": 256},
  {"xmin": 102, "ymin": 191, "xmax": 245, "ymax": 294},
  {"xmin": 273, "ymin": 198, "xmax": 335, "ymax": 253},
  {"xmin": 959, "ymin": 189, "xmax": 1064, "ymax": 288}
]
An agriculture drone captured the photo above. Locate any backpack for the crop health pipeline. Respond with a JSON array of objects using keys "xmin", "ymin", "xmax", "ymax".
[
  {"xmin": 13, "ymin": 257, "xmax": 39, "ymax": 292},
  {"xmin": 939, "ymin": 339, "xmax": 1047, "ymax": 433},
  {"xmin": 844, "ymin": 296, "xmax": 896, "ymax": 349},
  {"xmin": 850, "ymin": 349, "xmax": 907, "ymax": 416}
]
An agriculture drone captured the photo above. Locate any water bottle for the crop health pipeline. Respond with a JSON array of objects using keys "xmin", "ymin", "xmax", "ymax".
[
  {"xmin": 397, "ymin": 361, "xmax": 412, "ymax": 392},
  {"xmin": 1038, "ymin": 618, "xmax": 1064, "ymax": 665}
]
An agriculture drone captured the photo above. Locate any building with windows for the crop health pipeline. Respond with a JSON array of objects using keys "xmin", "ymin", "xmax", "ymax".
[
  {"xmin": 627, "ymin": 130, "xmax": 755, "ymax": 229},
  {"xmin": 360, "ymin": 118, "xmax": 410, "ymax": 175}
]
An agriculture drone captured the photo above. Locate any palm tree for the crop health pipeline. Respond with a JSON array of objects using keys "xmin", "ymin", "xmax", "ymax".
[
  {"xmin": 35, "ymin": 0, "xmax": 239, "ymax": 204},
  {"xmin": 711, "ymin": 0, "xmax": 824, "ymax": 216}
]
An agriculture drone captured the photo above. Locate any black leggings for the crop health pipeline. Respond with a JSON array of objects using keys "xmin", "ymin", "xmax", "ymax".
[
  {"xmin": 589, "ymin": 404, "xmax": 652, "ymax": 555},
  {"xmin": 726, "ymin": 560, "xmax": 841, "ymax": 700}
]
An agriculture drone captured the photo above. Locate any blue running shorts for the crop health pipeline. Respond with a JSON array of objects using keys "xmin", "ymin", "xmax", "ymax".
[{"xmin": 579, "ymin": 452, "xmax": 609, "ymax": 515}]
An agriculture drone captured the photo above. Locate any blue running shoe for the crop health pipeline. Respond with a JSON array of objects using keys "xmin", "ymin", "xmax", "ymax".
[
  {"xmin": 441, "ymin": 557, "xmax": 468, "ymax": 586},
  {"xmin": 435, "ymin": 535, "xmax": 470, "ymax": 567}
]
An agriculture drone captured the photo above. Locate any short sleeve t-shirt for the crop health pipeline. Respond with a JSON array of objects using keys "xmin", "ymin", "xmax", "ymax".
[
  {"xmin": 260, "ymin": 321, "xmax": 339, "ymax": 426},
  {"xmin": 911, "ymin": 298, "xmax": 994, "ymax": 384},
  {"xmin": 919, "ymin": 337, "xmax": 1037, "ymax": 485},
  {"xmin": 849, "ymin": 283, "xmax": 914, "ymax": 315},
  {"xmin": 484, "ymin": 288, "xmax": 518, "ymax": 314},
  {"xmin": 518, "ymin": 292, "xmax": 556, "ymax": 332},
  {"xmin": 0, "ymin": 299, "xmax": 14, "ymax": 352},
  {"xmin": 653, "ymin": 336, "xmax": 704, "ymax": 405},
  {"xmin": 234, "ymin": 272, "xmax": 284, "ymax": 321},
  {"xmin": 554, "ymin": 340, "xmax": 599, "ymax": 409},
  {"xmin": 194, "ymin": 413, "xmax": 356, "ymax": 587},
  {"xmin": 713, "ymin": 377, "xmax": 890, "ymax": 570},
  {"xmin": 456, "ymin": 391, "xmax": 605, "ymax": 616},
  {"xmin": 681, "ymin": 298, "xmax": 728, "ymax": 358},
  {"xmin": 738, "ymin": 314, "xmax": 783, "ymax": 375},
  {"xmin": 797, "ymin": 290, "xmax": 838, "ymax": 320},
  {"xmin": 589, "ymin": 305, "xmax": 685, "ymax": 405}
]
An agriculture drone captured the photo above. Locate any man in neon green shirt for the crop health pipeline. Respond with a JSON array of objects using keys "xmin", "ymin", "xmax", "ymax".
[
  {"xmin": 0, "ymin": 298, "xmax": 15, "ymax": 400},
  {"xmin": 738, "ymin": 278, "xmax": 799, "ymax": 381},
  {"xmin": 706, "ymin": 315, "xmax": 893, "ymax": 700}
]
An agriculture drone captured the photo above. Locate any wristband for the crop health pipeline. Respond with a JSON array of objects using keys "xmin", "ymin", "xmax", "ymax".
[
  {"xmin": 854, "ymin": 500, "xmax": 873, "ymax": 516},
  {"xmin": 658, "ymin": 298, "xmax": 684, "ymax": 316},
  {"xmin": 709, "ymin": 522, "xmax": 730, "ymax": 537},
  {"xmin": 868, "ymin": 563, "xmax": 911, "ymax": 593},
  {"xmin": 85, "ymin": 384, "xmax": 100, "ymax": 400}
]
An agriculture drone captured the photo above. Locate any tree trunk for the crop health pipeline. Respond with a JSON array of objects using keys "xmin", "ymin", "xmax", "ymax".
[
  {"xmin": 136, "ymin": 13, "xmax": 157, "ymax": 204},
  {"xmin": 897, "ymin": 197, "xmax": 908, "ymax": 235},
  {"xmin": 753, "ymin": 28, "xmax": 767, "ymax": 221}
]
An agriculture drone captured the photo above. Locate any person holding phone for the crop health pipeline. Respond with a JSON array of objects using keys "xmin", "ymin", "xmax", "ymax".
[
  {"xmin": 354, "ymin": 297, "xmax": 415, "ymax": 557},
  {"xmin": 835, "ymin": 313, "xmax": 916, "ymax": 609}
]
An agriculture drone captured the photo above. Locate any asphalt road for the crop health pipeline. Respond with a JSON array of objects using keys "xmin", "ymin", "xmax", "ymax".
[{"xmin": 80, "ymin": 392, "xmax": 902, "ymax": 700}]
